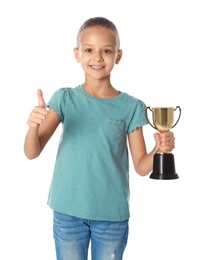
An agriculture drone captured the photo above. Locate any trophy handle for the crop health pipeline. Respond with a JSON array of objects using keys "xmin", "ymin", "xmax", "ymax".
[
  {"xmin": 145, "ymin": 106, "xmax": 157, "ymax": 130},
  {"xmin": 171, "ymin": 106, "xmax": 181, "ymax": 129}
]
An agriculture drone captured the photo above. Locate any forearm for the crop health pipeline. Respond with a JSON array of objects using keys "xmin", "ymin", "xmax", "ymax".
[
  {"xmin": 135, "ymin": 145, "xmax": 158, "ymax": 176},
  {"xmin": 24, "ymin": 126, "xmax": 41, "ymax": 159},
  {"xmin": 135, "ymin": 131, "xmax": 175, "ymax": 176}
]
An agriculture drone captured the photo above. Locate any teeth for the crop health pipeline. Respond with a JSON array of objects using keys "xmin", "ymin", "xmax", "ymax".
[{"xmin": 91, "ymin": 65, "xmax": 103, "ymax": 69}]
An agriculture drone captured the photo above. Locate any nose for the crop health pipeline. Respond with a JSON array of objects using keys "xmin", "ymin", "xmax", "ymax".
[{"xmin": 94, "ymin": 51, "xmax": 103, "ymax": 62}]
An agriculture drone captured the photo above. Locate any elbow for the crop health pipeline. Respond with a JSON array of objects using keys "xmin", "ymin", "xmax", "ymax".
[
  {"xmin": 24, "ymin": 152, "xmax": 38, "ymax": 160},
  {"xmin": 24, "ymin": 148, "xmax": 40, "ymax": 160},
  {"xmin": 25, "ymin": 154, "xmax": 37, "ymax": 160},
  {"xmin": 136, "ymin": 170, "xmax": 150, "ymax": 177},
  {"xmin": 137, "ymin": 171, "xmax": 150, "ymax": 177},
  {"xmin": 134, "ymin": 165, "xmax": 151, "ymax": 177}
]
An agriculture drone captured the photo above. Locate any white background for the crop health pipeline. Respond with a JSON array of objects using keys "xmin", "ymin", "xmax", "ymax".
[{"xmin": 0, "ymin": 0, "xmax": 201, "ymax": 259}]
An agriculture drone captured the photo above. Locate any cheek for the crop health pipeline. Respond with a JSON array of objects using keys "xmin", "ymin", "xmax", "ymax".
[
  {"xmin": 79, "ymin": 54, "xmax": 89, "ymax": 63},
  {"xmin": 80, "ymin": 59, "xmax": 89, "ymax": 70}
]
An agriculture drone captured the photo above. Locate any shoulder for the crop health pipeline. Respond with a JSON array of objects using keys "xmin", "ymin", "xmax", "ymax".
[
  {"xmin": 48, "ymin": 86, "xmax": 80, "ymax": 103},
  {"xmin": 121, "ymin": 92, "xmax": 146, "ymax": 109},
  {"xmin": 46, "ymin": 86, "xmax": 80, "ymax": 121},
  {"xmin": 51, "ymin": 86, "xmax": 76, "ymax": 97}
]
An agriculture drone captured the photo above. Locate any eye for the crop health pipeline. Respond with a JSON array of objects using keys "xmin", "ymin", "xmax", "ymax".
[
  {"xmin": 85, "ymin": 48, "xmax": 93, "ymax": 53},
  {"xmin": 104, "ymin": 49, "xmax": 112, "ymax": 54}
]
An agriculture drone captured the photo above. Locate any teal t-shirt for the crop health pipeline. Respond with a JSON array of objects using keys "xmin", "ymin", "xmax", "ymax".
[{"xmin": 47, "ymin": 85, "xmax": 148, "ymax": 221}]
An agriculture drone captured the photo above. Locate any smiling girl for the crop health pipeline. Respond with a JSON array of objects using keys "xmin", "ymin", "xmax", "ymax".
[{"xmin": 24, "ymin": 17, "xmax": 175, "ymax": 260}]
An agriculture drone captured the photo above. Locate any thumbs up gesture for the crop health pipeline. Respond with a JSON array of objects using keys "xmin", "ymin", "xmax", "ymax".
[{"xmin": 27, "ymin": 89, "xmax": 48, "ymax": 127}]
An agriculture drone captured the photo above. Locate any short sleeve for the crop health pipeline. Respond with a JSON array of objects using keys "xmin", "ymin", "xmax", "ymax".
[
  {"xmin": 46, "ymin": 88, "xmax": 67, "ymax": 123},
  {"xmin": 127, "ymin": 99, "xmax": 148, "ymax": 133}
]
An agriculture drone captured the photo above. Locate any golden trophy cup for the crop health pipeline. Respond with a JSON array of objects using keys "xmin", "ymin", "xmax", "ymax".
[{"xmin": 145, "ymin": 106, "xmax": 181, "ymax": 180}]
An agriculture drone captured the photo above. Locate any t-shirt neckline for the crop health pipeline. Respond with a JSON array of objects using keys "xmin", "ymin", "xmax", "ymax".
[{"xmin": 78, "ymin": 85, "xmax": 125, "ymax": 102}]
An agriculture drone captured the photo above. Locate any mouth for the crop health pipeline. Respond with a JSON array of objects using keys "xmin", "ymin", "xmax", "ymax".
[{"xmin": 90, "ymin": 65, "xmax": 104, "ymax": 70}]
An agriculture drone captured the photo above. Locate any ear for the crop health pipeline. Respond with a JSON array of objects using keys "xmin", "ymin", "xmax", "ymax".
[
  {"xmin": 73, "ymin": 48, "xmax": 81, "ymax": 63},
  {"xmin": 115, "ymin": 50, "xmax": 122, "ymax": 64}
]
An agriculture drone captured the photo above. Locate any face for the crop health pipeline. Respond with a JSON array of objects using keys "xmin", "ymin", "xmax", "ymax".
[{"xmin": 74, "ymin": 26, "xmax": 122, "ymax": 80}]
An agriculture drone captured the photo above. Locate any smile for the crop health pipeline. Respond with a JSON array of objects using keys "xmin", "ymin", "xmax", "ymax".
[{"xmin": 90, "ymin": 65, "xmax": 104, "ymax": 69}]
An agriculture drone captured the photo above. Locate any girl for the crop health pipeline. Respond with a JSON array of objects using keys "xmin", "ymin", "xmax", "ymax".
[{"xmin": 24, "ymin": 17, "xmax": 175, "ymax": 260}]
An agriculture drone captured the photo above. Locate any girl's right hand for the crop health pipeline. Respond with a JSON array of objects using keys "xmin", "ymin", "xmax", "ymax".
[{"xmin": 27, "ymin": 89, "xmax": 48, "ymax": 128}]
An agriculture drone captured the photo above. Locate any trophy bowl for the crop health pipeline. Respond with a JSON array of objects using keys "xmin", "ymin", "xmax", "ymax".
[{"xmin": 145, "ymin": 106, "xmax": 181, "ymax": 180}]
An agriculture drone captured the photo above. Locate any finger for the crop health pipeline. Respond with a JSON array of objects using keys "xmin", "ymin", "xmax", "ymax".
[
  {"xmin": 160, "ymin": 132, "xmax": 175, "ymax": 142},
  {"xmin": 32, "ymin": 106, "xmax": 48, "ymax": 115},
  {"xmin": 27, "ymin": 110, "xmax": 46, "ymax": 127},
  {"xmin": 160, "ymin": 133, "xmax": 175, "ymax": 151},
  {"xmin": 37, "ymin": 89, "xmax": 46, "ymax": 107}
]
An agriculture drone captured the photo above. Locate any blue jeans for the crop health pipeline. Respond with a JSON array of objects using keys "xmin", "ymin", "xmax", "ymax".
[{"xmin": 53, "ymin": 211, "xmax": 129, "ymax": 260}]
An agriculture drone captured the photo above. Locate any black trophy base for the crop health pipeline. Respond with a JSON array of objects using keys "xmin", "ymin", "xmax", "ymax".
[{"xmin": 150, "ymin": 153, "xmax": 179, "ymax": 180}]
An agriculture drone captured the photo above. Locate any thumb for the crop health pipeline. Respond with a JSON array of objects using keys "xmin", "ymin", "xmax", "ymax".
[
  {"xmin": 37, "ymin": 89, "xmax": 46, "ymax": 107},
  {"xmin": 153, "ymin": 132, "xmax": 161, "ymax": 145}
]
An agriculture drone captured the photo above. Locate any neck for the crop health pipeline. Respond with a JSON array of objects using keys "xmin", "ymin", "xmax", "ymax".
[{"xmin": 82, "ymin": 82, "xmax": 119, "ymax": 98}]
